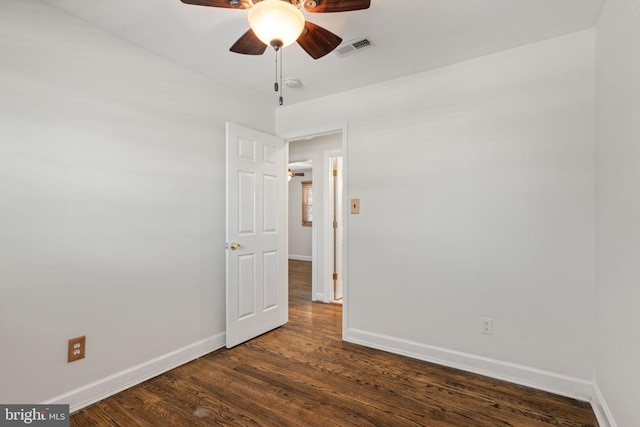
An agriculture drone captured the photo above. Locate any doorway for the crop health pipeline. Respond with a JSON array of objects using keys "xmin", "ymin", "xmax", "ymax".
[{"xmin": 287, "ymin": 132, "xmax": 344, "ymax": 304}]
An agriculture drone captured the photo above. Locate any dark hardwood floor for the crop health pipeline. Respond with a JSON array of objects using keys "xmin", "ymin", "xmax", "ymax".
[{"xmin": 71, "ymin": 260, "xmax": 598, "ymax": 426}]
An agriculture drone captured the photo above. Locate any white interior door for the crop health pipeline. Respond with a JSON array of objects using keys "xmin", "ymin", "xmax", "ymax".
[{"xmin": 226, "ymin": 122, "xmax": 287, "ymax": 348}]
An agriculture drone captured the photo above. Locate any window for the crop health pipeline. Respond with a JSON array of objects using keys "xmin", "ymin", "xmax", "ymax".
[{"xmin": 302, "ymin": 181, "xmax": 312, "ymax": 227}]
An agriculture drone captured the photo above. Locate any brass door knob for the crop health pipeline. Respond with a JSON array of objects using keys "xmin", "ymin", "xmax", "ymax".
[{"xmin": 229, "ymin": 242, "xmax": 241, "ymax": 250}]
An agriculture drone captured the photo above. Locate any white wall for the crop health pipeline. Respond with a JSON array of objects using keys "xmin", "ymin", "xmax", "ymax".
[
  {"xmin": 595, "ymin": 1, "xmax": 640, "ymax": 425},
  {"xmin": 0, "ymin": 0, "xmax": 273, "ymax": 408},
  {"xmin": 7, "ymin": 1, "xmax": 634, "ymax": 421},
  {"xmin": 288, "ymin": 171, "xmax": 313, "ymax": 261},
  {"xmin": 277, "ymin": 30, "xmax": 596, "ymax": 397}
]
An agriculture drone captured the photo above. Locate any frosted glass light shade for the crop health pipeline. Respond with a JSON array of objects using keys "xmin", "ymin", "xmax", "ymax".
[{"xmin": 248, "ymin": 0, "xmax": 305, "ymax": 48}]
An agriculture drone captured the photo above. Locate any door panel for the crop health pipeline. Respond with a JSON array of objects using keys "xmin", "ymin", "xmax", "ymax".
[
  {"xmin": 238, "ymin": 171, "xmax": 255, "ymax": 235},
  {"xmin": 263, "ymin": 175, "xmax": 277, "ymax": 232},
  {"xmin": 237, "ymin": 254, "xmax": 256, "ymax": 319},
  {"xmin": 263, "ymin": 251, "xmax": 278, "ymax": 310},
  {"xmin": 226, "ymin": 122, "xmax": 287, "ymax": 348}
]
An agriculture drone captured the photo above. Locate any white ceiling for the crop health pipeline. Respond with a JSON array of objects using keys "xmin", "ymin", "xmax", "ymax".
[{"xmin": 41, "ymin": 0, "xmax": 604, "ymax": 106}]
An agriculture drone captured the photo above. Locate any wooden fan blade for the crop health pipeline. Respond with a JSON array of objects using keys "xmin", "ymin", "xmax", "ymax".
[
  {"xmin": 180, "ymin": 0, "xmax": 250, "ymax": 8},
  {"xmin": 296, "ymin": 22, "xmax": 342, "ymax": 59},
  {"xmin": 230, "ymin": 29, "xmax": 268, "ymax": 55},
  {"xmin": 305, "ymin": 0, "xmax": 371, "ymax": 13}
]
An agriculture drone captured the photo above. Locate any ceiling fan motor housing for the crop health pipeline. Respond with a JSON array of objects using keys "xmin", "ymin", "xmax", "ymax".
[
  {"xmin": 287, "ymin": 0, "xmax": 316, "ymax": 7},
  {"xmin": 229, "ymin": 0, "xmax": 250, "ymax": 8},
  {"xmin": 251, "ymin": 0, "xmax": 318, "ymax": 10}
]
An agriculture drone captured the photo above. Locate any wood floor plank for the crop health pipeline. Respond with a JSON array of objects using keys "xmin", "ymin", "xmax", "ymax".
[{"xmin": 70, "ymin": 260, "xmax": 598, "ymax": 426}]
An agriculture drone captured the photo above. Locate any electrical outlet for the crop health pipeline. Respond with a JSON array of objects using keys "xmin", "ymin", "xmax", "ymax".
[
  {"xmin": 68, "ymin": 336, "xmax": 86, "ymax": 363},
  {"xmin": 481, "ymin": 317, "xmax": 492, "ymax": 335}
]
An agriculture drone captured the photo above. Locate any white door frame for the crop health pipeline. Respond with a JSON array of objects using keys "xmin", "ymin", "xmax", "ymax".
[
  {"xmin": 323, "ymin": 149, "xmax": 346, "ymax": 303},
  {"xmin": 323, "ymin": 149, "xmax": 343, "ymax": 302},
  {"xmin": 281, "ymin": 123, "xmax": 349, "ymax": 338}
]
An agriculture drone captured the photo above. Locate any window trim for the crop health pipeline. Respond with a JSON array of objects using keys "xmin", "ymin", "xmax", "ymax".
[{"xmin": 302, "ymin": 181, "xmax": 312, "ymax": 227}]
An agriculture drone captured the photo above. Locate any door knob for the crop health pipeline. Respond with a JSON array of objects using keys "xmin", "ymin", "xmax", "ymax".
[{"xmin": 228, "ymin": 242, "xmax": 241, "ymax": 250}]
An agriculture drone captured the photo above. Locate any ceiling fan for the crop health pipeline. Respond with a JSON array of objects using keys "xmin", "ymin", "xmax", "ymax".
[
  {"xmin": 288, "ymin": 169, "xmax": 305, "ymax": 179},
  {"xmin": 179, "ymin": 0, "xmax": 371, "ymax": 59}
]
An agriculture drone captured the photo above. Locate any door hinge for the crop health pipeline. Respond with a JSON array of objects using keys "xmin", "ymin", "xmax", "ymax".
[
  {"xmin": 333, "ymin": 221, "xmax": 338, "ymax": 229},
  {"xmin": 333, "ymin": 273, "xmax": 339, "ymax": 281},
  {"xmin": 333, "ymin": 169, "xmax": 338, "ymax": 177}
]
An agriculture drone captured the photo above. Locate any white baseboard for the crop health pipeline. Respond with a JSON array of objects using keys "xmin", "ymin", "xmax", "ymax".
[
  {"xmin": 41, "ymin": 327, "xmax": 618, "ymax": 426},
  {"xmin": 288, "ymin": 254, "xmax": 312, "ymax": 262},
  {"xmin": 313, "ymin": 292, "xmax": 326, "ymax": 303},
  {"xmin": 43, "ymin": 333, "xmax": 225, "ymax": 413},
  {"xmin": 591, "ymin": 383, "xmax": 617, "ymax": 427},
  {"xmin": 345, "ymin": 328, "xmax": 594, "ymax": 402}
]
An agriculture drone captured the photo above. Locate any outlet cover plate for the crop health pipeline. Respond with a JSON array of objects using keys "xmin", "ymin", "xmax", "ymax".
[
  {"xmin": 481, "ymin": 317, "xmax": 492, "ymax": 335},
  {"xmin": 68, "ymin": 335, "xmax": 86, "ymax": 362}
]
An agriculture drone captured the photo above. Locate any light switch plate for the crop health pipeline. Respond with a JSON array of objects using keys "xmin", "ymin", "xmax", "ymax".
[{"xmin": 351, "ymin": 199, "xmax": 360, "ymax": 214}]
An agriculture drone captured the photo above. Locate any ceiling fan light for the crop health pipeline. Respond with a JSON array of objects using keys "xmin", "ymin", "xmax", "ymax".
[{"xmin": 248, "ymin": 0, "xmax": 305, "ymax": 48}]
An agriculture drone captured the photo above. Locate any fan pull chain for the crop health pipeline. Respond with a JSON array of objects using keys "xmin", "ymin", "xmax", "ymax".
[
  {"xmin": 274, "ymin": 48, "xmax": 279, "ymax": 93},
  {"xmin": 279, "ymin": 48, "xmax": 284, "ymax": 106},
  {"xmin": 272, "ymin": 46, "xmax": 284, "ymax": 106}
]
